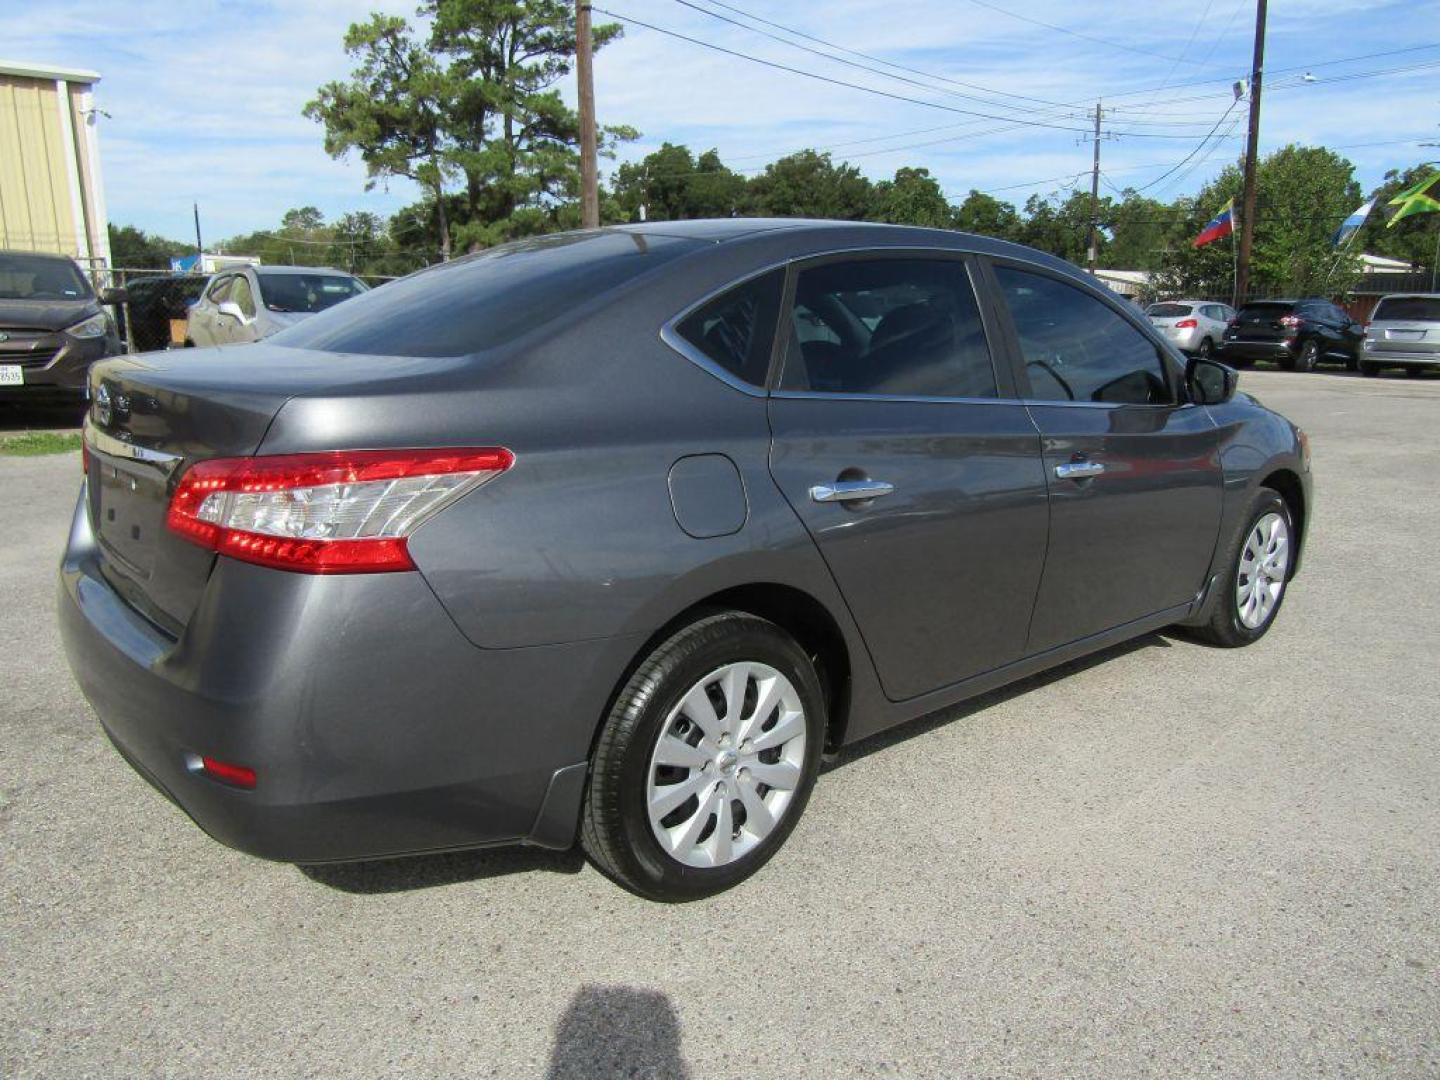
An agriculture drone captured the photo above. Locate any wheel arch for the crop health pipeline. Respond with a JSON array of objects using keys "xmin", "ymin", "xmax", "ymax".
[
  {"xmin": 592, "ymin": 582, "xmax": 856, "ymax": 762},
  {"xmin": 1258, "ymin": 467, "xmax": 1306, "ymax": 578}
]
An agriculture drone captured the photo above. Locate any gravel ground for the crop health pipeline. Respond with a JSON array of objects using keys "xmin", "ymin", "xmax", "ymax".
[{"xmin": 2, "ymin": 369, "xmax": 1437, "ymax": 1078}]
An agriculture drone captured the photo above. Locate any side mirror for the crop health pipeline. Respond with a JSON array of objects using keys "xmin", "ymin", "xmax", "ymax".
[
  {"xmin": 99, "ymin": 286, "xmax": 129, "ymax": 305},
  {"xmin": 1186, "ymin": 356, "xmax": 1238, "ymax": 405},
  {"xmin": 216, "ymin": 301, "xmax": 248, "ymax": 323}
]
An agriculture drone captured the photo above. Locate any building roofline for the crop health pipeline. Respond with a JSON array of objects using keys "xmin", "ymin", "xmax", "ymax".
[{"xmin": 0, "ymin": 59, "xmax": 101, "ymax": 84}]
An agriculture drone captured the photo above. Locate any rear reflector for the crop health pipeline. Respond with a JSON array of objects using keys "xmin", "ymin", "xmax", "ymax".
[
  {"xmin": 188, "ymin": 754, "xmax": 258, "ymax": 789},
  {"xmin": 167, "ymin": 447, "xmax": 513, "ymax": 573}
]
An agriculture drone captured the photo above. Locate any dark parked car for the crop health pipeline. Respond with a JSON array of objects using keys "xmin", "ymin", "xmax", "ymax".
[
  {"xmin": 120, "ymin": 273, "xmax": 209, "ymax": 353},
  {"xmin": 59, "ymin": 221, "xmax": 1312, "ymax": 900},
  {"xmin": 0, "ymin": 249, "xmax": 125, "ymax": 400},
  {"xmin": 1218, "ymin": 298, "xmax": 1363, "ymax": 371}
]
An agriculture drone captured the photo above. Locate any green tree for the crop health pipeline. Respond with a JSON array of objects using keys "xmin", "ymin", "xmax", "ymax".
[
  {"xmin": 868, "ymin": 167, "xmax": 954, "ymax": 228},
  {"xmin": 306, "ymin": 15, "xmax": 457, "ymax": 257},
  {"xmin": 107, "ymin": 224, "xmax": 189, "ymax": 269},
  {"xmin": 748, "ymin": 151, "xmax": 873, "ymax": 220},
  {"xmin": 1016, "ymin": 190, "xmax": 1102, "ymax": 264},
  {"xmin": 1102, "ymin": 192, "xmax": 1185, "ymax": 271},
  {"xmin": 953, "ymin": 190, "xmax": 1020, "ymax": 241},
  {"xmin": 611, "ymin": 143, "xmax": 746, "ymax": 221},
  {"xmin": 1358, "ymin": 164, "xmax": 1440, "ymax": 269}
]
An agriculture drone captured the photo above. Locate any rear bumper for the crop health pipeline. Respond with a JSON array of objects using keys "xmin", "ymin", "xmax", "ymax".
[
  {"xmin": 57, "ymin": 487, "xmax": 631, "ymax": 863},
  {"xmin": 1216, "ymin": 338, "xmax": 1296, "ymax": 362},
  {"xmin": 1362, "ymin": 347, "xmax": 1440, "ymax": 366}
]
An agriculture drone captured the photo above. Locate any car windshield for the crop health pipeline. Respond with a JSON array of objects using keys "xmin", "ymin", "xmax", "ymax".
[
  {"xmin": 271, "ymin": 231, "xmax": 702, "ymax": 357},
  {"xmin": 1372, "ymin": 296, "xmax": 1440, "ymax": 322},
  {"xmin": 0, "ymin": 253, "xmax": 92, "ymax": 301},
  {"xmin": 258, "ymin": 273, "xmax": 366, "ymax": 314},
  {"xmin": 1147, "ymin": 303, "xmax": 1192, "ymax": 317}
]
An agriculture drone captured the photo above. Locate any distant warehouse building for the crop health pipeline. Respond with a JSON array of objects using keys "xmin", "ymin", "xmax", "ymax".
[{"xmin": 0, "ymin": 59, "xmax": 111, "ymax": 270}]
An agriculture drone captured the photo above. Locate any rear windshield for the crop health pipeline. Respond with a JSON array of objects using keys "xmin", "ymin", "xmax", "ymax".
[
  {"xmin": 271, "ymin": 231, "xmax": 701, "ymax": 357},
  {"xmin": 258, "ymin": 272, "xmax": 366, "ymax": 314},
  {"xmin": 1147, "ymin": 303, "xmax": 1192, "ymax": 317},
  {"xmin": 0, "ymin": 253, "xmax": 92, "ymax": 301},
  {"xmin": 1237, "ymin": 302, "xmax": 1295, "ymax": 319},
  {"xmin": 1372, "ymin": 296, "xmax": 1440, "ymax": 322}
]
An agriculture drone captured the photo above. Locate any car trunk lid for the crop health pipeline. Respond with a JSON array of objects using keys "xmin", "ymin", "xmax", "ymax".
[{"xmin": 1231, "ymin": 303, "xmax": 1295, "ymax": 341}]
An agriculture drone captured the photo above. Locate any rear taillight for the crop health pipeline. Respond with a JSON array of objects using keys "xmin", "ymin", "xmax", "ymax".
[
  {"xmin": 1174, "ymin": 318, "xmax": 1198, "ymax": 329},
  {"xmin": 166, "ymin": 447, "xmax": 513, "ymax": 574},
  {"xmin": 1279, "ymin": 314, "xmax": 1302, "ymax": 328}
]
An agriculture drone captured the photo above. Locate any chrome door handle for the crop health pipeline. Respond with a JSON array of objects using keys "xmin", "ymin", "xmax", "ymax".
[
  {"xmin": 1055, "ymin": 461, "xmax": 1105, "ymax": 480},
  {"xmin": 809, "ymin": 479, "xmax": 895, "ymax": 503}
]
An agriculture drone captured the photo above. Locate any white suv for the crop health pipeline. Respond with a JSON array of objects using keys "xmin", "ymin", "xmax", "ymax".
[{"xmin": 1146, "ymin": 299, "xmax": 1235, "ymax": 359}]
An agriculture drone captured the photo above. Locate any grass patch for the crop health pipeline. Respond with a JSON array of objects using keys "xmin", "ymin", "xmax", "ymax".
[{"xmin": 0, "ymin": 431, "xmax": 83, "ymax": 457}]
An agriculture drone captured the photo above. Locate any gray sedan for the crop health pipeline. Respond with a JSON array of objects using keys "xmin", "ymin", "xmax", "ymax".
[
  {"xmin": 186, "ymin": 265, "xmax": 366, "ymax": 347},
  {"xmin": 59, "ymin": 220, "xmax": 1311, "ymax": 901}
]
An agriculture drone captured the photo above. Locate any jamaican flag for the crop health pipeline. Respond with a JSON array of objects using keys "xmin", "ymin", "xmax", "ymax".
[{"xmin": 1387, "ymin": 171, "xmax": 1440, "ymax": 228}]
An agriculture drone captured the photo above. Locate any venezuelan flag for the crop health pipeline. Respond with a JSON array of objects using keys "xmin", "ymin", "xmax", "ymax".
[{"xmin": 1192, "ymin": 198, "xmax": 1236, "ymax": 249}]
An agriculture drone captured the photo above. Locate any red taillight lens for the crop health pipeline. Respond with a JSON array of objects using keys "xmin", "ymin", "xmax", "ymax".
[
  {"xmin": 1174, "ymin": 318, "xmax": 1198, "ymax": 329},
  {"xmin": 197, "ymin": 756, "xmax": 257, "ymax": 789},
  {"xmin": 166, "ymin": 447, "xmax": 513, "ymax": 574}
]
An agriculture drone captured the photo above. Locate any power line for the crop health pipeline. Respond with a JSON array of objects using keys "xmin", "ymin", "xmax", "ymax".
[
  {"xmin": 592, "ymin": 6, "xmax": 1230, "ymax": 139},
  {"xmin": 959, "ymin": 0, "xmax": 1236, "ymax": 70},
  {"xmin": 1117, "ymin": 97, "xmax": 1246, "ymax": 194}
]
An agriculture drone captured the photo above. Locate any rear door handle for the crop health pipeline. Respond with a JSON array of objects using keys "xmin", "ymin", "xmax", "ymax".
[
  {"xmin": 1055, "ymin": 461, "xmax": 1105, "ymax": 480},
  {"xmin": 810, "ymin": 479, "xmax": 895, "ymax": 503}
]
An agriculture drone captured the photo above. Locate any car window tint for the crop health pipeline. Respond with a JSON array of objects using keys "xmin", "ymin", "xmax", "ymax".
[
  {"xmin": 995, "ymin": 265, "xmax": 1171, "ymax": 406},
  {"xmin": 258, "ymin": 273, "xmax": 366, "ymax": 314},
  {"xmin": 674, "ymin": 269, "xmax": 784, "ymax": 387},
  {"xmin": 1148, "ymin": 303, "xmax": 1191, "ymax": 317},
  {"xmin": 273, "ymin": 231, "xmax": 702, "ymax": 357},
  {"xmin": 206, "ymin": 276, "xmax": 231, "ymax": 303},
  {"xmin": 780, "ymin": 258, "xmax": 996, "ymax": 398},
  {"xmin": 1373, "ymin": 296, "xmax": 1440, "ymax": 321},
  {"xmin": 230, "ymin": 276, "xmax": 257, "ymax": 319}
]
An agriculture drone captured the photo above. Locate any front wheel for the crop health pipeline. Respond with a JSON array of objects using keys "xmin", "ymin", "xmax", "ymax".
[
  {"xmin": 581, "ymin": 612, "xmax": 825, "ymax": 900},
  {"xmin": 1192, "ymin": 489, "xmax": 1294, "ymax": 647},
  {"xmin": 1197, "ymin": 338, "xmax": 1214, "ymax": 361}
]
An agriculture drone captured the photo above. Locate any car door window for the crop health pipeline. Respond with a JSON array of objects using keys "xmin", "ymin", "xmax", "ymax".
[
  {"xmin": 205, "ymin": 276, "xmax": 232, "ymax": 304},
  {"xmin": 780, "ymin": 258, "xmax": 997, "ymax": 398},
  {"xmin": 673, "ymin": 268, "xmax": 784, "ymax": 387},
  {"xmin": 230, "ymin": 276, "xmax": 257, "ymax": 319},
  {"xmin": 994, "ymin": 266, "xmax": 1172, "ymax": 406}
]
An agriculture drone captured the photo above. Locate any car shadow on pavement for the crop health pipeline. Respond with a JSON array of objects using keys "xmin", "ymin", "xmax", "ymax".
[
  {"xmin": 298, "ymin": 844, "xmax": 586, "ymax": 894},
  {"xmin": 822, "ymin": 632, "xmax": 1172, "ymax": 773},
  {"xmin": 0, "ymin": 400, "xmax": 86, "ymax": 432},
  {"xmin": 546, "ymin": 985, "xmax": 690, "ymax": 1080}
]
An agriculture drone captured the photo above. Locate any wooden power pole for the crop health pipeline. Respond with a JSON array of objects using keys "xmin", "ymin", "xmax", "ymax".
[
  {"xmin": 1088, "ymin": 101, "xmax": 1102, "ymax": 274},
  {"xmin": 1234, "ymin": 0, "xmax": 1268, "ymax": 305},
  {"xmin": 576, "ymin": 0, "xmax": 600, "ymax": 228}
]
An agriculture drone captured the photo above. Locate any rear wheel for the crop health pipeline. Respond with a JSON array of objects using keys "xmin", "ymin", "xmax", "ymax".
[
  {"xmin": 1192, "ymin": 488, "xmax": 1293, "ymax": 648},
  {"xmin": 1197, "ymin": 338, "xmax": 1214, "ymax": 361},
  {"xmin": 581, "ymin": 611, "xmax": 825, "ymax": 900},
  {"xmin": 1405, "ymin": 366, "xmax": 1426, "ymax": 378},
  {"xmin": 1358, "ymin": 360, "xmax": 1380, "ymax": 377},
  {"xmin": 1294, "ymin": 339, "xmax": 1320, "ymax": 373}
]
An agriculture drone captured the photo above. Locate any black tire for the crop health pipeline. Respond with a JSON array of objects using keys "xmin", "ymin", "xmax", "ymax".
[
  {"xmin": 1404, "ymin": 366, "xmax": 1425, "ymax": 378},
  {"xmin": 1294, "ymin": 338, "xmax": 1319, "ymax": 373},
  {"xmin": 1197, "ymin": 338, "xmax": 1214, "ymax": 361},
  {"xmin": 1192, "ymin": 488, "xmax": 1294, "ymax": 648},
  {"xmin": 1358, "ymin": 360, "xmax": 1380, "ymax": 377},
  {"xmin": 581, "ymin": 611, "xmax": 825, "ymax": 901}
]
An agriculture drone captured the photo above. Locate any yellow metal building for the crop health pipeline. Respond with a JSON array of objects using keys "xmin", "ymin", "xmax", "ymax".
[{"xmin": 0, "ymin": 59, "xmax": 111, "ymax": 270}]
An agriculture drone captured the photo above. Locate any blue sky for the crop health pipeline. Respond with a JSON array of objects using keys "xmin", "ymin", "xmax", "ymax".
[{"xmin": 4, "ymin": 0, "xmax": 1438, "ymax": 243}]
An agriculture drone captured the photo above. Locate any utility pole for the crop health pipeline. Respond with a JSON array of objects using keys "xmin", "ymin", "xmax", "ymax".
[
  {"xmin": 1234, "ymin": 0, "xmax": 1267, "ymax": 305},
  {"xmin": 1088, "ymin": 101, "xmax": 1102, "ymax": 274},
  {"xmin": 576, "ymin": 0, "xmax": 600, "ymax": 228},
  {"xmin": 193, "ymin": 202, "xmax": 203, "ymax": 257}
]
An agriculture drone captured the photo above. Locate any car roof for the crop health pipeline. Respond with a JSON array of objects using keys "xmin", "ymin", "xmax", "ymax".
[
  {"xmin": 253, "ymin": 265, "xmax": 354, "ymax": 277},
  {"xmin": 1376, "ymin": 292, "xmax": 1440, "ymax": 300}
]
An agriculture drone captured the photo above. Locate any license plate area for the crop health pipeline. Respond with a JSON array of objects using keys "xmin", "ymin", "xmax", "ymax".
[
  {"xmin": 94, "ymin": 456, "xmax": 167, "ymax": 577},
  {"xmin": 0, "ymin": 364, "xmax": 22, "ymax": 385}
]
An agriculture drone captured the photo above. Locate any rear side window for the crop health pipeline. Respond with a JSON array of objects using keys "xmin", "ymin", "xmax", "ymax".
[
  {"xmin": 780, "ymin": 258, "xmax": 997, "ymax": 398},
  {"xmin": 1373, "ymin": 296, "xmax": 1440, "ymax": 322},
  {"xmin": 995, "ymin": 266, "xmax": 1171, "ymax": 406},
  {"xmin": 674, "ymin": 269, "xmax": 784, "ymax": 387},
  {"xmin": 272, "ymin": 231, "xmax": 701, "ymax": 357},
  {"xmin": 1148, "ymin": 303, "xmax": 1192, "ymax": 317}
]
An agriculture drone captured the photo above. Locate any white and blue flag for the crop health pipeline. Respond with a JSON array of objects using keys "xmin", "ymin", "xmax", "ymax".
[{"xmin": 1333, "ymin": 199, "xmax": 1374, "ymax": 247}]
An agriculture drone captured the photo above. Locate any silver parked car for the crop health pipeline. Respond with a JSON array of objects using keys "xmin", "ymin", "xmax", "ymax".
[
  {"xmin": 1146, "ymin": 299, "xmax": 1234, "ymax": 359},
  {"xmin": 186, "ymin": 266, "xmax": 367, "ymax": 347},
  {"xmin": 1359, "ymin": 293, "xmax": 1440, "ymax": 377}
]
